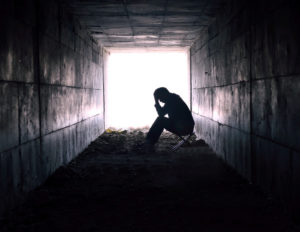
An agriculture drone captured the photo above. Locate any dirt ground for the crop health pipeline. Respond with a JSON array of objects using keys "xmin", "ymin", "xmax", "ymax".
[{"xmin": 0, "ymin": 129, "xmax": 297, "ymax": 232}]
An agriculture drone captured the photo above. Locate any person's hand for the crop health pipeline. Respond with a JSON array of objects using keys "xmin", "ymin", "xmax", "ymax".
[
  {"xmin": 155, "ymin": 103, "xmax": 162, "ymax": 116},
  {"xmin": 154, "ymin": 95, "xmax": 159, "ymax": 105}
]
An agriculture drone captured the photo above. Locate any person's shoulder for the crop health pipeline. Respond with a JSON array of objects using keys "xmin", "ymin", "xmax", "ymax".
[
  {"xmin": 168, "ymin": 93, "xmax": 183, "ymax": 104},
  {"xmin": 170, "ymin": 93, "xmax": 179, "ymax": 98},
  {"xmin": 170, "ymin": 93, "xmax": 182, "ymax": 100}
]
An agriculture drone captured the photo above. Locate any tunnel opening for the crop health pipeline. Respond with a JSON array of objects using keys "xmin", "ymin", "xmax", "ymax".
[{"xmin": 104, "ymin": 48, "xmax": 190, "ymax": 129}]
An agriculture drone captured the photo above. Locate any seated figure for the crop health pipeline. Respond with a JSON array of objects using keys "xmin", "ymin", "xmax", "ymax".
[{"xmin": 146, "ymin": 87, "xmax": 194, "ymax": 146}]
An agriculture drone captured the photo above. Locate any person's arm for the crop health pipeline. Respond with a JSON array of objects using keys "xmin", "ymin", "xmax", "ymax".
[
  {"xmin": 154, "ymin": 95, "xmax": 167, "ymax": 117},
  {"xmin": 154, "ymin": 94, "xmax": 159, "ymax": 106}
]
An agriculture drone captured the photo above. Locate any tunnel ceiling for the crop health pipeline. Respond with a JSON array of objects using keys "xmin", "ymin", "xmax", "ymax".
[{"xmin": 64, "ymin": 0, "xmax": 225, "ymax": 48}]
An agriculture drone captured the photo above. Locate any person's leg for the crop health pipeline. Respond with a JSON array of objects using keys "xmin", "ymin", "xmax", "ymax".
[
  {"xmin": 146, "ymin": 118, "xmax": 194, "ymax": 144},
  {"xmin": 177, "ymin": 122, "xmax": 194, "ymax": 135},
  {"xmin": 165, "ymin": 121, "xmax": 194, "ymax": 136},
  {"xmin": 146, "ymin": 117, "xmax": 171, "ymax": 144}
]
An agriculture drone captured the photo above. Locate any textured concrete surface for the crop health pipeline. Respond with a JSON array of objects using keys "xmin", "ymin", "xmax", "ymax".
[
  {"xmin": 191, "ymin": 0, "xmax": 300, "ymax": 220},
  {"xmin": 0, "ymin": 148, "xmax": 20, "ymax": 215},
  {"xmin": 0, "ymin": 83, "xmax": 19, "ymax": 152},
  {"xmin": 0, "ymin": 0, "xmax": 104, "ymax": 216},
  {"xmin": 1, "ymin": 0, "xmax": 299, "ymax": 224},
  {"xmin": 19, "ymin": 84, "xmax": 40, "ymax": 143},
  {"xmin": 0, "ymin": 20, "xmax": 34, "ymax": 83},
  {"xmin": 252, "ymin": 76, "xmax": 300, "ymax": 151},
  {"xmin": 0, "ymin": 130, "xmax": 295, "ymax": 231},
  {"xmin": 63, "ymin": 0, "xmax": 225, "ymax": 47}
]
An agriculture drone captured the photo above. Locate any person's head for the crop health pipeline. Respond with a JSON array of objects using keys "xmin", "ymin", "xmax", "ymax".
[{"xmin": 154, "ymin": 87, "xmax": 170, "ymax": 103}]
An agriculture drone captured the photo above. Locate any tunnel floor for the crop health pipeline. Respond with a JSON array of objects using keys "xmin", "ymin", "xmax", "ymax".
[{"xmin": 1, "ymin": 129, "xmax": 294, "ymax": 231}]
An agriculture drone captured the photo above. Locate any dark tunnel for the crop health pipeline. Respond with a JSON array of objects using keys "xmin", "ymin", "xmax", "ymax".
[{"xmin": 0, "ymin": 0, "xmax": 300, "ymax": 230}]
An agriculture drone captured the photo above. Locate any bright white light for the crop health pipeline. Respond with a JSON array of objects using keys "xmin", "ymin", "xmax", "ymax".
[{"xmin": 105, "ymin": 48, "xmax": 190, "ymax": 129}]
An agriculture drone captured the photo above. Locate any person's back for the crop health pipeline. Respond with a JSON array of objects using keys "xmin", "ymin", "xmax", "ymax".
[{"xmin": 164, "ymin": 93, "xmax": 194, "ymax": 125}]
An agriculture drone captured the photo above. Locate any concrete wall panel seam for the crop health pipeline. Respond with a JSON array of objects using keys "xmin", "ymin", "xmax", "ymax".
[
  {"xmin": 190, "ymin": 0, "xmax": 300, "ymax": 219},
  {"xmin": 41, "ymin": 113, "xmax": 102, "ymax": 137},
  {"xmin": 0, "ymin": 0, "xmax": 105, "ymax": 216}
]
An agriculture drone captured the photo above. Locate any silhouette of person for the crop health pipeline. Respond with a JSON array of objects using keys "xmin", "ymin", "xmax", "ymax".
[{"xmin": 146, "ymin": 87, "xmax": 194, "ymax": 145}]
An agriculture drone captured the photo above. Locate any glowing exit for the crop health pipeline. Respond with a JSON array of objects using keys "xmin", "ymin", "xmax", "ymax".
[{"xmin": 105, "ymin": 49, "xmax": 190, "ymax": 129}]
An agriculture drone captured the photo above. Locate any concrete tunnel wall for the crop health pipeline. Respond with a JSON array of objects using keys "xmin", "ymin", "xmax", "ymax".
[
  {"xmin": 1, "ymin": 0, "xmax": 300, "ymax": 220},
  {"xmin": 0, "ymin": 0, "xmax": 105, "ymax": 215},
  {"xmin": 191, "ymin": 0, "xmax": 300, "ymax": 217}
]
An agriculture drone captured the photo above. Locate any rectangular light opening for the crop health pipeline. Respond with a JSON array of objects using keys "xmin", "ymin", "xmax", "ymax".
[{"xmin": 104, "ymin": 48, "xmax": 190, "ymax": 129}]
